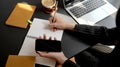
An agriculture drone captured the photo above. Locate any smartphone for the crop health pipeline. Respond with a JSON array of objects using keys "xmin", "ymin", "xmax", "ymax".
[{"xmin": 35, "ymin": 39, "xmax": 61, "ymax": 52}]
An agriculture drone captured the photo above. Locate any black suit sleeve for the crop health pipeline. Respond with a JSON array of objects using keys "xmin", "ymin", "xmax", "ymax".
[
  {"xmin": 62, "ymin": 60, "xmax": 80, "ymax": 67},
  {"xmin": 62, "ymin": 24, "xmax": 118, "ymax": 67},
  {"xmin": 73, "ymin": 24, "xmax": 117, "ymax": 45}
]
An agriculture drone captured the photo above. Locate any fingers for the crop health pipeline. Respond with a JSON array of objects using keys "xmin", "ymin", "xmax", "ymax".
[
  {"xmin": 49, "ymin": 17, "xmax": 55, "ymax": 23},
  {"xmin": 54, "ymin": 37, "xmax": 57, "ymax": 40},
  {"xmin": 38, "ymin": 34, "xmax": 46, "ymax": 39},
  {"xmin": 48, "ymin": 36, "xmax": 57, "ymax": 40},
  {"xmin": 49, "ymin": 17, "xmax": 53, "ymax": 23},
  {"xmin": 52, "ymin": 17, "xmax": 56, "ymax": 23},
  {"xmin": 49, "ymin": 23, "xmax": 58, "ymax": 32},
  {"xmin": 49, "ymin": 16, "xmax": 59, "ymax": 32},
  {"xmin": 37, "ymin": 51, "xmax": 48, "ymax": 57},
  {"xmin": 49, "ymin": 36, "xmax": 52, "ymax": 40},
  {"xmin": 37, "ymin": 51, "xmax": 55, "ymax": 58},
  {"xmin": 49, "ymin": 23, "xmax": 55, "ymax": 28},
  {"xmin": 39, "ymin": 34, "xmax": 57, "ymax": 40},
  {"xmin": 43, "ymin": 34, "xmax": 46, "ymax": 39},
  {"xmin": 49, "ymin": 16, "xmax": 57, "ymax": 23},
  {"xmin": 39, "ymin": 36, "xmax": 42, "ymax": 39}
]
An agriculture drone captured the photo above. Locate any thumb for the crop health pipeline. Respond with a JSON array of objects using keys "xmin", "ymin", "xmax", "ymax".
[{"xmin": 37, "ymin": 51, "xmax": 48, "ymax": 57}]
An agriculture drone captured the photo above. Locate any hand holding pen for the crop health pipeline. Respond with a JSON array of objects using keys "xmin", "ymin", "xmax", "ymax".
[
  {"xmin": 49, "ymin": 16, "xmax": 75, "ymax": 31},
  {"xmin": 51, "ymin": 1, "xmax": 58, "ymax": 32},
  {"xmin": 49, "ymin": 1, "xmax": 75, "ymax": 31}
]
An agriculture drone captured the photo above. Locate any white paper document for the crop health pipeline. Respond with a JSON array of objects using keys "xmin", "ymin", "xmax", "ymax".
[
  {"xmin": 27, "ymin": 18, "xmax": 63, "ymax": 41},
  {"xmin": 19, "ymin": 37, "xmax": 56, "ymax": 67},
  {"xmin": 19, "ymin": 18, "xmax": 64, "ymax": 67}
]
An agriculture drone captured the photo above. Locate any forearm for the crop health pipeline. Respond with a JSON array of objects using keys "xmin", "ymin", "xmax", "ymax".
[
  {"xmin": 74, "ymin": 24, "xmax": 108, "ymax": 36},
  {"xmin": 73, "ymin": 24, "xmax": 116, "ymax": 45}
]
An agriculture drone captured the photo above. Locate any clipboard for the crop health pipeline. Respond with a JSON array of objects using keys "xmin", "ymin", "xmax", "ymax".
[{"xmin": 6, "ymin": 3, "xmax": 36, "ymax": 28}]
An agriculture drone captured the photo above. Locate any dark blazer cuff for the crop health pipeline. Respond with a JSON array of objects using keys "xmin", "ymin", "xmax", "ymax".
[{"xmin": 62, "ymin": 60, "xmax": 80, "ymax": 67}]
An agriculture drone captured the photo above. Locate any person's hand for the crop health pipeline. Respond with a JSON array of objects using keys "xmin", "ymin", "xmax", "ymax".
[
  {"xmin": 37, "ymin": 51, "xmax": 68, "ymax": 65},
  {"xmin": 37, "ymin": 34, "xmax": 68, "ymax": 64},
  {"xmin": 39, "ymin": 34, "xmax": 55, "ymax": 40},
  {"xmin": 49, "ymin": 16, "xmax": 75, "ymax": 31}
]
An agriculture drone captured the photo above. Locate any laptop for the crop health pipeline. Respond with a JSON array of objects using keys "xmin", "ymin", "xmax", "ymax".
[{"xmin": 63, "ymin": 0, "xmax": 117, "ymax": 25}]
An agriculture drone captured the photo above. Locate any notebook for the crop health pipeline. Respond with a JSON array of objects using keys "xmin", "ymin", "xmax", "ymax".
[
  {"xmin": 6, "ymin": 3, "xmax": 36, "ymax": 28},
  {"xmin": 63, "ymin": 0, "xmax": 117, "ymax": 25},
  {"xmin": 5, "ymin": 55, "xmax": 35, "ymax": 67},
  {"xmin": 27, "ymin": 18, "xmax": 63, "ymax": 41}
]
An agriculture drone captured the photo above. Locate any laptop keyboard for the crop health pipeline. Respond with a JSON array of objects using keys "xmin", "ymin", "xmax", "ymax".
[{"xmin": 69, "ymin": 0, "xmax": 106, "ymax": 18}]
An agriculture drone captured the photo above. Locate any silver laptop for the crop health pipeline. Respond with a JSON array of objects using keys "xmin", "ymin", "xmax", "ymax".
[{"xmin": 63, "ymin": 0, "xmax": 117, "ymax": 25}]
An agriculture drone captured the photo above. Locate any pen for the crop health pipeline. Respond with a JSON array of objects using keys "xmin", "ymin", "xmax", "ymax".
[
  {"xmin": 52, "ymin": 1, "xmax": 58, "ymax": 23},
  {"xmin": 52, "ymin": 1, "xmax": 58, "ymax": 32}
]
